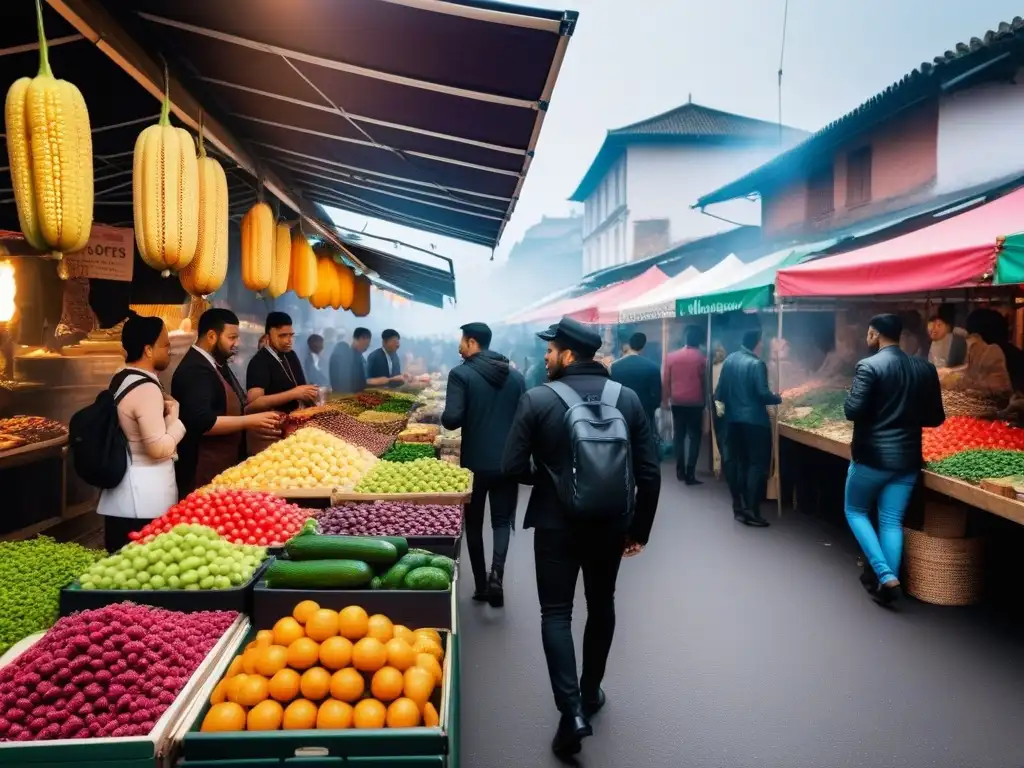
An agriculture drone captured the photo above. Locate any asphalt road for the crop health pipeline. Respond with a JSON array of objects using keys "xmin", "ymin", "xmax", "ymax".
[{"xmin": 457, "ymin": 471, "xmax": 1024, "ymax": 768}]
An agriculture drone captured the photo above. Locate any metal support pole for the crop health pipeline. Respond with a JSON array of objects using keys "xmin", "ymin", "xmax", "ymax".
[
  {"xmin": 775, "ymin": 307, "xmax": 784, "ymax": 518},
  {"xmin": 706, "ymin": 314, "xmax": 714, "ymax": 474}
]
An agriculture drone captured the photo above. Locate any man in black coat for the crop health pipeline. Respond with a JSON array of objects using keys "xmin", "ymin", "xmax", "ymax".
[
  {"xmin": 609, "ymin": 331, "xmax": 662, "ymax": 428},
  {"xmin": 366, "ymin": 329, "xmax": 405, "ymax": 388},
  {"xmin": 441, "ymin": 322, "xmax": 525, "ymax": 606},
  {"xmin": 329, "ymin": 326, "xmax": 372, "ymax": 394},
  {"xmin": 502, "ymin": 317, "xmax": 661, "ymax": 759}
]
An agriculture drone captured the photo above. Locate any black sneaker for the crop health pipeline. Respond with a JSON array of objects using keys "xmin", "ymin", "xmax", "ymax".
[
  {"xmin": 551, "ymin": 708, "xmax": 592, "ymax": 759},
  {"xmin": 487, "ymin": 570, "xmax": 504, "ymax": 608},
  {"xmin": 472, "ymin": 586, "xmax": 489, "ymax": 603},
  {"xmin": 859, "ymin": 562, "xmax": 878, "ymax": 594},
  {"xmin": 872, "ymin": 581, "xmax": 901, "ymax": 607}
]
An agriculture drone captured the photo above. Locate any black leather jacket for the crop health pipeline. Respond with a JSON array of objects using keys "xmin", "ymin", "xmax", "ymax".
[
  {"xmin": 845, "ymin": 345, "xmax": 945, "ymax": 472},
  {"xmin": 713, "ymin": 347, "xmax": 781, "ymax": 428}
]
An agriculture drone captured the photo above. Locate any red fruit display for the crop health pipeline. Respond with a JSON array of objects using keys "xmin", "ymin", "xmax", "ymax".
[
  {"xmin": 922, "ymin": 416, "xmax": 1024, "ymax": 462},
  {"xmin": 129, "ymin": 490, "xmax": 312, "ymax": 548}
]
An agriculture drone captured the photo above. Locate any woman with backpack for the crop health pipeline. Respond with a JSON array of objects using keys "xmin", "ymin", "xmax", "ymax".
[{"xmin": 96, "ymin": 315, "xmax": 185, "ymax": 551}]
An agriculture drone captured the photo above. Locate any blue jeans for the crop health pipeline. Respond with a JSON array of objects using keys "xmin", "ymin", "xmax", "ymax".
[{"xmin": 844, "ymin": 462, "xmax": 918, "ymax": 584}]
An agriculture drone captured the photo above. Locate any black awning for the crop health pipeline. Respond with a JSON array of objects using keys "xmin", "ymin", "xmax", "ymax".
[
  {"xmin": 99, "ymin": 0, "xmax": 578, "ymax": 248},
  {"xmin": 337, "ymin": 237, "xmax": 455, "ymax": 309}
]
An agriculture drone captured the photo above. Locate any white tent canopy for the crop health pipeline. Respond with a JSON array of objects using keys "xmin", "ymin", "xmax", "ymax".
[{"xmin": 617, "ymin": 259, "xmax": 738, "ymax": 322}]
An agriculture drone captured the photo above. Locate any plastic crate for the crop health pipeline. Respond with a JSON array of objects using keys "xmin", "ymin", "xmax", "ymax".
[
  {"xmin": 179, "ymin": 626, "xmax": 459, "ymax": 767},
  {"xmin": 59, "ymin": 559, "xmax": 274, "ymax": 617}
]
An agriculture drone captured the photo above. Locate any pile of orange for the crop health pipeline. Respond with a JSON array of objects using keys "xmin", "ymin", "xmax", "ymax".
[{"xmin": 201, "ymin": 601, "xmax": 444, "ymax": 732}]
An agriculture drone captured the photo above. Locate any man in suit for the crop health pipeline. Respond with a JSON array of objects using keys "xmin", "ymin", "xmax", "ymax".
[
  {"xmin": 610, "ymin": 332, "xmax": 662, "ymax": 442},
  {"xmin": 366, "ymin": 329, "xmax": 405, "ymax": 388},
  {"xmin": 330, "ymin": 326, "xmax": 372, "ymax": 394},
  {"xmin": 171, "ymin": 308, "xmax": 280, "ymax": 497},
  {"xmin": 302, "ymin": 334, "xmax": 329, "ymax": 388}
]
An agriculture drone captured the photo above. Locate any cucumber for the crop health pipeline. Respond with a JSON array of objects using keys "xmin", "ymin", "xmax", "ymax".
[
  {"xmin": 407, "ymin": 548, "xmax": 434, "ymax": 556},
  {"xmin": 429, "ymin": 556, "xmax": 454, "ymax": 577},
  {"xmin": 381, "ymin": 562, "xmax": 412, "ymax": 590},
  {"xmin": 286, "ymin": 535, "xmax": 398, "ymax": 566},
  {"xmin": 266, "ymin": 559, "xmax": 374, "ymax": 589},
  {"xmin": 370, "ymin": 576, "xmax": 383, "ymax": 590},
  {"xmin": 377, "ymin": 536, "xmax": 409, "ymax": 559},
  {"xmin": 397, "ymin": 553, "xmax": 433, "ymax": 570},
  {"xmin": 403, "ymin": 566, "xmax": 451, "ymax": 591}
]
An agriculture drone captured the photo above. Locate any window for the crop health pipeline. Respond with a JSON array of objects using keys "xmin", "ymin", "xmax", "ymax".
[
  {"xmin": 806, "ymin": 164, "xmax": 835, "ymax": 219},
  {"xmin": 846, "ymin": 146, "xmax": 872, "ymax": 206}
]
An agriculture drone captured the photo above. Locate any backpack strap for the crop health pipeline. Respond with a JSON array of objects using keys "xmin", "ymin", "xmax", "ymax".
[
  {"xmin": 544, "ymin": 380, "xmax": 583, "ymax": 408},
  {"xmin": 111, "ymin": 372, "xmax": 159, "ymax": 404},
  {"xmin": 600, "ymin": 380, "xmax": 622, "ymax": 408}
]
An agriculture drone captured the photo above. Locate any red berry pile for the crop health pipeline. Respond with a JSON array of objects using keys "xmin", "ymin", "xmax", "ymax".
[
  {"xmin": 130, "ymin": 490, "xmax": 312, "ymax": 547},
  {"xmin": 922, "ymin": 416, "xmax": 1024, "ymax": 462},
  {"xmin": 0, "ymin": 603, "xmax": 236, "ymax": 741}
]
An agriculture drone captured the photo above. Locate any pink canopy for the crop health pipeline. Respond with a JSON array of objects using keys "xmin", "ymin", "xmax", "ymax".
[
  {"xmin": 569, "ymin": 266, "xmax": 670, "ymax": 324},
  {"xmin": 512, "ymin": 282, "xmax": 622, "ymax": 325}
]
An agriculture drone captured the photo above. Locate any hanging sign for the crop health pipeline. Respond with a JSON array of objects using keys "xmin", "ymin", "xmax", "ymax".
[{"xmin": 63, "ymin": 225, "xmax": 134, "ymax": 281}]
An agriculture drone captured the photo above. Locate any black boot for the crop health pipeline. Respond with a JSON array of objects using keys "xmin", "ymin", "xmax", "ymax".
[
  {"xmin": 472, "ymin": 576, "xmax": 489, "ymax": 602},
  {"xmin": 487, "ymin": 568, "xmax": 504, "ymax": 608},
  {"xmin": 858, "ymin": 561, "xmax": 878, "ymax": 593},
  {"xmin": 745, "ymin": 510, "xmax": 770, "ymax": 528},
  {"xmin": 685, "ymin": 473, "xmax": 703, "ymax": 486},
  {"xmin": 581, "ymin": 686, "xmax": 606, "ymax": 717},
  {"xmin": 551, "ymin": 705, "xmax": 592, "ymax": 759}
]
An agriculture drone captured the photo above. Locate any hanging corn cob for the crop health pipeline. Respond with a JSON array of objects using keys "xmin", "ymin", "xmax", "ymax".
[
  {"xmin": 266, "ymin": 221, "xmax": 291, "ymax": 298},
  {"xmin": 310, "ymin": 255, "xmax": 336, "ymax": 310},
  {"xmin": 5, "ymin": 0, "xmax": 94, "ymax": 253},
  {"xmin": 133, "ymin": 67, "xmax": 199, "ymax": 275},
  {"xmin": 336, "ymin": 262, "xmax": 355, "ymax": 310},
  {"xmin": 351, "ymin": 275, "xmax": 371, "ymax": 317},
  {"xmin": 289, "ymin": 227, "xmax": 317, "ymax": 298},
  {"xmin": 241, "ymin": 200, "xmax": 274, "ymax": 292},
  {"xmin": 179, "ymin": 118, "xmax": 228, "ymax": 296}
]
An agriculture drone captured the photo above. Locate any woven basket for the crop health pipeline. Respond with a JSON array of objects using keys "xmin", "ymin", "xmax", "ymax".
[
  {"xmin": 904, "ymin": 528, "xmax": 984, "ymax": 606},
  {"xmin": 922, "ymin": 501, "xmax": 968, "ymax": 539},
  {"xmin": 941, "ymin": 389, "xmax": 999, "ymax": 419}
]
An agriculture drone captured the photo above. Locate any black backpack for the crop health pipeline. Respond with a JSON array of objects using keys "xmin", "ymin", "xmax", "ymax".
[
  {"xmin": 69, "ymin": 371, "xmax": 158, "ymax": 489},
  {"xmin": 544, "ymin": 380, "xmax": 635, "ymax": 522}
]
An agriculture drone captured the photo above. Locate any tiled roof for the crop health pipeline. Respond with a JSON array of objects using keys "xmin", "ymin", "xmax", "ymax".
[
  {"xmin": 696, "ymin": 17, "xmax": 1024, "ymax": 207},
  {"xmin": 610, "ymin": 102, "xmax": 806, "ymax": 142}
]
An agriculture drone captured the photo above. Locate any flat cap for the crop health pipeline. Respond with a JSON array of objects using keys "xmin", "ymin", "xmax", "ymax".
[{"xmin": 537, "ymin": 316, "xmax": 602, "ymax": 356}]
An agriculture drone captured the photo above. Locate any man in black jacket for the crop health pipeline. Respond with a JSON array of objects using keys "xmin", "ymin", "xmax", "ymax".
[
  {"xmin": 366, "ymin": 329, "xmax": 405, "ymax": 388},
  {"xmin": 329, "ymin": 327, "xmax": 372, "ymax": 394},
  {"xmin": 502, "ymin": 317, "xmax": 660, "ymax": 759},
  {"xmin": 844, "ymin": 314, "xmax": 945, "ymax": 605},
  {"xmin": 441, "ymin": 322, "xmax": 525, "ymax": 606},
  {"xmin": 713, "ymin": 327, "xmax": 781, "ymax": 526}
]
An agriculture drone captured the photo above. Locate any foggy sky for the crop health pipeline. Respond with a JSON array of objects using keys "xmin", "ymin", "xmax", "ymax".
[{"xmin": 328, "ymin": 0, "xmax": 1024, "ymax": 334}]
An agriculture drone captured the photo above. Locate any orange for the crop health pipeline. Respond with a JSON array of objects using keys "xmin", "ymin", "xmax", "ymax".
[
  {"xmin": 236, "ymin": 674, "xmax": 270, "ymax": 707},
  {"xmin": 366, "ymin": 614, "xmax": 394, "ymax": 643},
  {"xmin": 352, "ymin": 637, "xmax": 387, "ymax": 672},
  {"xmin": 337, "ymin": 605, "xmax": 369, "ymax": 640},
  {"xmin": 370, "ymin": 666, "xmax": 405, "ymax": 702},
  {"xmin": 255, "ymin": 645, "xmax": 289, "ymax": 677},
  {"xmin": 415, "ymin": 653, "xmax": 443, "ymax": 685},
  {"xmin": 225, "ymin": 674, "xmax": 249, "ymax": 704},
  {"xmin": 352, "ymin": 698, "xmax": 387, "ymax": 729},
  {"xmin": 316, "ymin": 699, "xmax": 354, "ymax": 730},
  {"xmin": 255, "ymin": 629, "xmax": 275, "ymax": 648},
  {"xmin": 384, "ymin": 638, "xmax": 416, "ymax": 672},
  {"xmin": 241, "ymin": 646, "xmax": 261, "ymax": 674},
  {"xmin": 305, "ymin": 609, "xmax": 340, "ymax": 642},
  {"xmin": 201, "ymin": 701, "xmax": 246, "ymax": 732},
  {"xmin": 293, "ymin": 600, "xmax": 320, "ymax": 625},
  {"xmin": 403, "ymin": 666, "xmax": 434, "ymax": 706},
  {"xmin": 412, "ymin": 637, "xmax": 443, "ymax": 663},
  {"xmin": 287, "ymin": 637, "xmax": 321, "ymax": 670},
  {"xmin": 225, "ymin": 654, "xmax": 244, "ymax": 678},
  {"xmin": 393, "ymin": 625, "xmax": 415, "ymax": 645},
  {"xmin": 319, "ymin": 636, "xmax": 353, "ymax": 670},
  {"xmin": 282, "ymin": 699, "xmax": 318, "ymax": 730},
  {"xmin": 386, "ymin": 697, "xmax": 422, "ymax": 728},
  {"xmin": 329, "ymin": 668, "xmax": 365, "ymax": 703},
  {"xmin": 413, "ymin": 628, "xmax": 442, "ymax": 647},
  {"xmin": 423, "ymin": 702, "xmax": 440, "ymax": 728},
  {"xmin": 299, "ymin": 667, "xmax": 332, "ymax": 700},
  {"xmin": 268, "ymin": 668, "xmax": 301, "ymax": 703},
  {"xmin": 209, "ymin": 679, "xmax": 228, "ymax": 705},
  {"xmin": 273, "ymin": 616, "xmax": 305, "ymax": 647},
  {"xmin": 247, "ymin": 699, "xmax": 284, "ymax": 731}
]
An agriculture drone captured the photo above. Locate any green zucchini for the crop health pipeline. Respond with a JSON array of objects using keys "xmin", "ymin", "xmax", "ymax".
[
  {"xmin": 429, "ymin": 556, "xmax": 454, "ymax": 577},
  {"xmin": 397, "ymin": 553, "xmax": 433, "ymax": 569},
  {"xmin": 381, "ymin": 562, "xmax": 412, "ymax": 589},
  {"xmin": 266, "ymin": 559, "xmax": 374, "ymax": 589},
  {"xmin": 370, "ymin": 576, "xmax": 383, "ymax": 590},
  {"xmin": 285, "ymin": 535, "xmax": 398, "ymax": 566},
  {"xmin": 377, "ymin": 536, "xmax": 409, "ymax": 559},
  {"xmin": 403, "ymin": 566, "xmax": 451, "ymax": 591}
]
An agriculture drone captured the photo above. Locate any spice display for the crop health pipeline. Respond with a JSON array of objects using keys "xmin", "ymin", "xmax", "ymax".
[
  {"xmin": 357, "ymin": 411, "xmax": 407, "ymax": 425},
  {"xmin": 317, "ymin": 502, "xmax": 463, "ymax": 537},
  {"xmin": 397, "ymin": 425, "xmax": 439, "ymax": 444},
  {"xmin": 926, "ymin": 449, "xmax": 1024, "ymax": 483},
  {"xmin": 352, "ymin": 393, "xmax": 389, "ymax": 409},
  {"xmin": 373, "ymin": 400, "xmax": 414, "ymax": 414},
  {"xmin": 210, "ymin": 428, "xmax": 377, "ymax": 491},
  {"xmin": 780, "ymin": 380, "xmax": 828, "ymax": 400},
  {"xmin": 0, "ymin": 603, "xmax": 236, "ymax": 741},
  {"xmin": 289, "ymin": 411, "xmax": 395, "ymax": 457},
  {"xmin": 0, "ymin": 538, "xmax": 104, "ymax": 655},
  {"xmin": 355, "ymin": 457, "xmax": 470, "ymax": 494},
  {"xmin": 922, "ymin": 416, "xmax": 1024, "ymax": 462},
  {"xmin": 381, "ymin": 443, "xmax": 435, "ymax": 463}
]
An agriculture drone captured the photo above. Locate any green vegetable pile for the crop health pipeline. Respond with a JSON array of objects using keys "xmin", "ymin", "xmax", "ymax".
[
  {"xmin": 382, "ymin": 442, "xmax": 436, "ymax": 463},
  {"xmin": 926, "ymin": 449, "xmax": 1024, "ymax": 483},
  {"xmin": 373, "ymin": 399, "xmax": 414, "ymax": 414},
  {"xmin": 355, "ymin": 457, "xmax": 471, "ymax": 494},
  {"xmin": 786, "ymin": 389, "xmax": 848, "ymax": 429},
  {"xmin": 0, "ymin": 536, "xmax": 104, "ymax": 654}
]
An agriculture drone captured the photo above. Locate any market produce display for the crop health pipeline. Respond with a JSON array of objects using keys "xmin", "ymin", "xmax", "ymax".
[
  {"xmin": 357, "ymin": 411, "xmax": 407, "ymax": 426},
  {"xmin": 130, "ymin": 490, "xmax": 312, "ymax": 547},
  {"xmin": 178, "ymin": 126, "xmax": 229, "ymax": 297},
  {"xmin": 287, "ymin": 410, "xmax": 395, "ymax": 457},
  {"xmin": 781, "ymin": 389, "xmax": 847, "ymax": 429},
  {"xmin": 381, "ymin": 442, "xmax": 435, "ymax": 463},
  {"xmin": 355, "ymin": 458, "xmax": 470, "ymax": 495},
  {"xmin": 922, "ymin": 416, "xmax": 1024, "ymax": 462},
  {"xmin": 397, "ymin": 425, "xmax": 439, "ymax": 444},
  {"xmin": 318, "ymin": 502, "xmax": 462, "ymax": 538},
  {"xmin": 200, "ymin": 604, "xmax": 444, "ymax": 731},
  {"xmin": 926, "ymin": 449, "xmax": 1024, "ymax": 483},
  {"xmin": 0, "ymin": 603, "xmax": 236, "ymax": 741},
  {"xmin": 0, "ymin": 538, "xmax": 104, "ymax": 654},
  {"xmin": 241, "ymin": 201, "xmax": 274, "ymax": 293},
  {"xmin": 80, "ymin": 526, "xmax": 267, "ymax": 591},
  {"xmin": 373, "ymin": 400, "xmax": 414, "ymax": 414},
  {"xmin": 375, "ymin": 552, "xmax": 453, "ymax": 591},
  {"xmin": 210, "ymin": 428, "xmax": 377, "ymax": 491},
  {"xmin": 0, "ymin": 416, "xmax": 67, "ymax": 444}
]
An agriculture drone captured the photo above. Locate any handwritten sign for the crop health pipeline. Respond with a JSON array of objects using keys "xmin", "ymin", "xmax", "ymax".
[{"xmin": 63, "ymin": 225, "xmax": 134, "ymax": 281}]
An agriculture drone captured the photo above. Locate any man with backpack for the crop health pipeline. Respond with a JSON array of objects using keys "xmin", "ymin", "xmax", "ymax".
[{"xmin": 502, "ymin": 317, "xmax": 661, "ymax": 760}]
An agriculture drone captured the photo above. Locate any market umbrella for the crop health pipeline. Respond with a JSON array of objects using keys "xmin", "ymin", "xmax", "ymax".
[
  {"xmin": 568, "ymin": 266, "xmax": 669, "ymax": 324},
  {"xmin": 618, "ymin": 258, "xmax": 737, "ymax": 323}
]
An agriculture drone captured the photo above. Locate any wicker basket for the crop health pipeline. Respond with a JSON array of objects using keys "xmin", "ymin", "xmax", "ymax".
[
  {"xmin": 904, "ymin": 528, "xmax": 984, "ymax": 606},
  {"xmin": 941, "ymin": 389, "xmax": 1000, "ymax": 419},
  {"xmin": 922, "ymin": 501, "xmax": 968, "ymax": 539}
]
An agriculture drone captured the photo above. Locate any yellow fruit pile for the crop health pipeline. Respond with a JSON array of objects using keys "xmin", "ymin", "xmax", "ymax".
[
  {"xmin": 200, "ymin": 602, "xmax": 444, "ymax": 732},
  {"xmin": 210, "ymin": 428, "xmax": 378, "ymax": 491}
]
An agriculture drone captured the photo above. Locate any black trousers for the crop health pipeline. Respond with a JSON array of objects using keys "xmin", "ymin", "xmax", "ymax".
[
  {"xmin": 726, "ymin": 422, "xmax": 772, "ymax": 516},
  {"xmin": 103, "ymin": 515, "xmax": 148, "ymax": 553},
  {"xmin": 671, "ymin": 405, "xmax": 704, "ymax": 479},
  {"xmin": 463, "ymin": 474, "xmax": 519, "ymax": 589},
  {"xmin": 534, "ymin": 527, "xmax": 624, "ymax": 713},
  {"xmin": 714, "ymin": 415, "xmax": 742, "ymax": 512}
]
